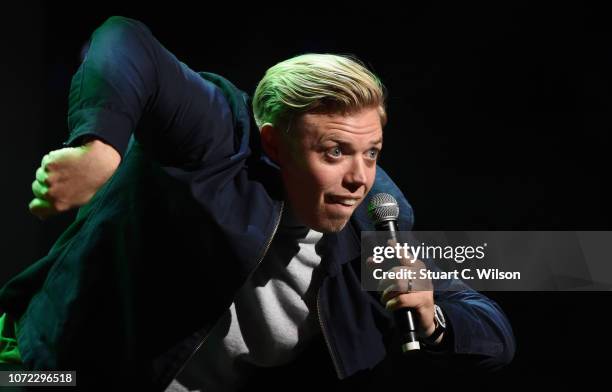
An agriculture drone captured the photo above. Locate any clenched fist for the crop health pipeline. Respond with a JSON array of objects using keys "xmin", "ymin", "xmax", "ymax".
[
  {"xmin": 368, "ymin": 240, "xmax": 441, "ymax": 344},
  {"xmin": 29, "ymin": 139, "xmax": 121, "ymax": 219}
]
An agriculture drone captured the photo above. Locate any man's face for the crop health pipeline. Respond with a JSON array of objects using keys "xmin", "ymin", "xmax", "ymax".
[{"xmin": 276, "ymin": 107, "xmax": 383, "ymax": 232}]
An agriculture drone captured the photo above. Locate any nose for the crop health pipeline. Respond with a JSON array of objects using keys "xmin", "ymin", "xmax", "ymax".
[{"xmin": 343, "ymin": 157, "xmax": 368, "ymax": 191}]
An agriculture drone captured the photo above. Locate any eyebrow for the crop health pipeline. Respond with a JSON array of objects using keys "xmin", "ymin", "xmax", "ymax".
[
  {"xmin": 319, "ymin": 134, "xmax": 383, "ymax": 146},
  {"xmin": 369, "ymin": 137, "xmax": 383, "ymax": 145}
]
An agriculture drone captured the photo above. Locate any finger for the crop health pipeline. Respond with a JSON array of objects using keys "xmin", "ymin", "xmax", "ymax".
[
  {"xmin": 380, "ymin": 284, "xmax": 400, "ymax": 303},
  {"xmin": 385, "ymin": 296, "xmax": 399, "ymax": 311},
  {"xmin": 377, "ymin": 265, "xmax": 414, "ymax": 289},
  {"xmin": 380, "ymin": 278, "xmax": 414, "ymax": 302},
  {"xmin": 31, "ymin": 180, "xmax": 49, "ymax": 200},
  {"xmin": 405, "ymin": 258, "xmax": 425, "ymax": 269},
  {"xmin": 29, "ymin": 197, "xmax": 50, "ymax": 211},
  {"xmin": 399, "ymin": 252, "xmax": 419, "ymax": 266},
  {"xmin": 28, "ymin": 198, "xmax": 55, "ymax": 220},
  {"xmin": 35, "ymin": 166, "xmax": 48, "ymax": 185},
  {"xmin": 41, "ymin": 154, "xmax": 51, "ymax": 168},
  {"xmin": 385, "ymin": 293, "xmax": 420, "ymax": 311}
]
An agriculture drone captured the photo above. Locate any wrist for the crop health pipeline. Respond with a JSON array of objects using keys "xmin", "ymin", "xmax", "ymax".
[
  {"xmin": 85, "ymin": 139, "xmax": 121, "ymax": 167},
  {"xmin": 422, "ymin": 304, "xmax": 447, "ymax": 347}
]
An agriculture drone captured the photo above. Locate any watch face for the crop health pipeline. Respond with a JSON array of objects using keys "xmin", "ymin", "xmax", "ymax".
[{"xmin": 435, "ymin": 305, "xmax": 446, "ymax": 328}]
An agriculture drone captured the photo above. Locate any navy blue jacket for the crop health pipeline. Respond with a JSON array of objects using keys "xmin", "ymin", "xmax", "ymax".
[{"xmin": 0, "ymin": 16, "xmax": 515, "ymax": 390}]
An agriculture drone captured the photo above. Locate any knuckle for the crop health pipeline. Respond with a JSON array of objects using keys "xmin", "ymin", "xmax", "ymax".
[
  {"xmin": 45, "ymin": 173, "xmax": 57, "ymax": 185},
  {"xmin": 36, "ymin": 167, "xmax": 47, "ymax": 179},
  {"xmin": 33, "ymin": 182, "xmax": 45, "ymax": 196},
  {"xmin": 45, "ymin": 186, "xmax": 56, "ymax": 199},
  {"xmin": 413, "ymin": 259, "xmax": 426, "ymax": 269}
]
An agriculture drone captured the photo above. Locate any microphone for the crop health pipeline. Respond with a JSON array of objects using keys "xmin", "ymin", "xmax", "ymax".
[{"xmin": 367, "ymin": 193, "xmax": 420, "ymax": 352}]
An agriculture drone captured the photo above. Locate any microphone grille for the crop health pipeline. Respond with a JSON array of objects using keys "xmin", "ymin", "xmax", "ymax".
[{"xmin": 367, "ymin": 193, "xmax": 400, "ymax": 225}]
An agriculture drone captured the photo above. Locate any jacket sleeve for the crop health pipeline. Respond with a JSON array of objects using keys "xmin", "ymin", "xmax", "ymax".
[
  {"xmin": 65, "ymin": 16, "xmax": 235, "ymax": 167},
  {"xmin": 430, "ymin": 275, "xmax": 516, "ymax": 371},
  {"xmin": 354, "ymin": 168, "xmax": 516, "ymax": 370}
]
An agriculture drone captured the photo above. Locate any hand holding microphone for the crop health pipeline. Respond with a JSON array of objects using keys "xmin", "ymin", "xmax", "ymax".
[{"xmin": 367, "ymin": 193, "xmax": 441, "ymax": 352}]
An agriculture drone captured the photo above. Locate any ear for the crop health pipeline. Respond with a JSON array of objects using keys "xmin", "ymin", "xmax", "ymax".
[{"xmin": 260, "ymin": 123, "xmax": 281, "ymax": 163}]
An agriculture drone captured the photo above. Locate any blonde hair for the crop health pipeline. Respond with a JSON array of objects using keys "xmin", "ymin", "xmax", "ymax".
[{"xmin": 253, "ymin": 53, "xmax": 387, "ymax": 131}]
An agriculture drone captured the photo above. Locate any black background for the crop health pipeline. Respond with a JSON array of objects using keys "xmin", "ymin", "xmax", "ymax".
[{"xmin": 1, "ymin": 1, "xmax": 610, "ymax": 388}]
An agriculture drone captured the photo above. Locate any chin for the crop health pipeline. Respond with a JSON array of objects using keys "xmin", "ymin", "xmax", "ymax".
[
  {"xmin": 311, "ymin": 218, "xmax": 349, "ymax": 233},
  {"xmin": 295, "ymin": 204, "xmax": 352, "ymax": 233}
]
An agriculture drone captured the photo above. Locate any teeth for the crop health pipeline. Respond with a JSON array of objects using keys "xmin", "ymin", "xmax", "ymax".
[{"xmin": 338, "ymin": 199, "xmax": 356, "ymax": 206}]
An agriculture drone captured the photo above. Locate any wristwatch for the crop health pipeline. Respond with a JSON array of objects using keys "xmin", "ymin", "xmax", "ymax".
[{"xmin": 422, "ymin": 304, "xmax": 447, "ymax": 346}]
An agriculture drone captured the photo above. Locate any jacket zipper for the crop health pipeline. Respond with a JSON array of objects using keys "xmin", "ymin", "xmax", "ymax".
[
  {"xmin": 168, "ymin": 201, "xmax": 285, "ymax": 384},
  {"xmin": 317, "ymin": 287, "xmax": 345, "ymax": 379}
]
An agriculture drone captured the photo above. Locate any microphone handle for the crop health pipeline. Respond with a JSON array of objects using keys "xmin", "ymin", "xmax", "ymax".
[
  {"xmin": 395, "ymin": 307, "xmax": 421, "ymax": 352},
  {"xmin": 375, "ymin": 220, "xmax": 398, "ymax": 243},
  {"xmin": 376, "ymin": 220, "xmax": 421, "ymax": 352}
]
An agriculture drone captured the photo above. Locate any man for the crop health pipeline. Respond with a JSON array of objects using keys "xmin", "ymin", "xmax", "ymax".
[{"xmin": 0, "ymin": 16, "xmax": 515, "ymax": 390}]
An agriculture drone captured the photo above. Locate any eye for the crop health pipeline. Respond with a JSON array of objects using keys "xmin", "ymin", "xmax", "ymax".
[
  {"xmin": 367, "ymin": 148, "xmax": 380, "ymax": 160},
  {"xmin": 326, "ymin": 146, "xmax": 342, "ymax": 159}
]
